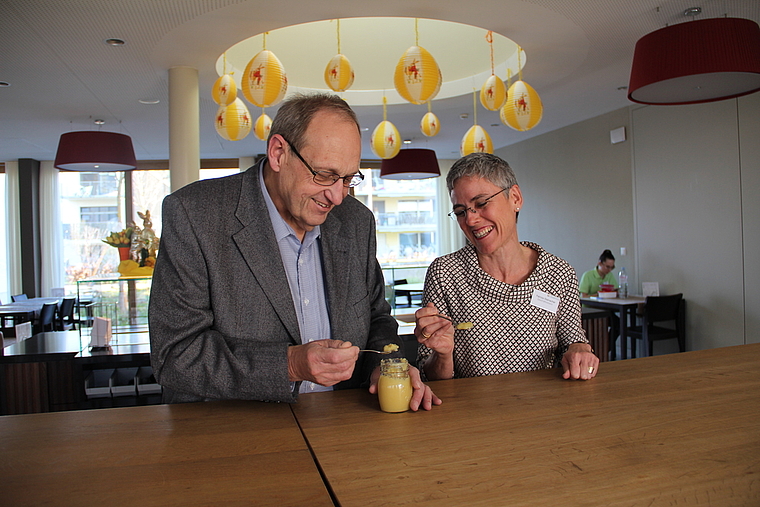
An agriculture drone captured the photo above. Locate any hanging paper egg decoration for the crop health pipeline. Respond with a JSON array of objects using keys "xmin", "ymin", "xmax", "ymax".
[
  {"xmin": 212, "ymin": 74, "xmax": 237, "ymax": 105},
  {"xmin": 501, "ymin": 80, "xmax": 543, "ymax": 131},
  {"xmin": 242, "ymin": 50, "xmax": 288, "ymax": 108},
  {"xmin": 460, "ymin": 125, "xmax": 493, "ymax": 156},
  {"xmin": 394, "ymin": 46, "xmax": 442, "ymax": 105},
  {"xmin": 253, "ymin": 112, "xmax": 272, "ymax": 141},
  {"xmin": 215, "ymin": 98, "xmax": 252, "ymax": 141},
  {"xmin": 420, "ymin": 111, "xmax": 440, "ymax": 137},
  {"xmin": 324, "ymin": 54, "xmax": 355, "ymax": 92},
  {"xmin": 371, "ymin": 120, "xmax": 401, "ymax": 159},
  {"xmin": 480, "ymin": 74, "xmax": 507, "ymax": 111}
]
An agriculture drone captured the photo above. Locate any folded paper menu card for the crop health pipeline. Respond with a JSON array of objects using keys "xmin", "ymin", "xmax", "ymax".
[{"xmin": 642, "ymin": 282, "xmax": 660, "ymax": 297}]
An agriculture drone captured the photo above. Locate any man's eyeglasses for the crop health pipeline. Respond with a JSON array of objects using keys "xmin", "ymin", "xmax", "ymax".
[
  {"xmin": 448, "ymin": 188, "xmax": 509, "ymax": 220},
  {"xmin": 282, "ymin": 137, "xmax": 365, "ymax": 188}
]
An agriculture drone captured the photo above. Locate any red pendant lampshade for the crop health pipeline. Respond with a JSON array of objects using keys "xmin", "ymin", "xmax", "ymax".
[
  {"xmin": 628, "ymin": 17, "xmax": 760, "ymax": 105},
  {"xmin": 54, "ymin": 131, "xmax": 137, "ymax": 171},
  {"xmin": 379, "ymin": 148, "xmax": 440, "ymax": 180}
]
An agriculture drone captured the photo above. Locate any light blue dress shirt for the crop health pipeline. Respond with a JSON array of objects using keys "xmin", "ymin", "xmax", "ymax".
[{"xmin": 260, "ymin": 167, "xmax": 332, "ymax": 393}]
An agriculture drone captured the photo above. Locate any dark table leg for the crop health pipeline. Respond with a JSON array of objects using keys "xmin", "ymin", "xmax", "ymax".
[{"xmin": 619, "ymin": 307, "xmax": 628, "ymax": 360}]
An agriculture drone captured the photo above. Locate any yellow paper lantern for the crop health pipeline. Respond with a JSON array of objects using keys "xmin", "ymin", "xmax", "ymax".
[
  {"xmin": 460, "ymin": 125, "xmax": 493, "ymax": 156},
  {"xmin": 480, "ymin": 74, "xmax": 507, "ymax": 111},
  {"xmin": 324, "ymin": 54, "xmax": 355, "ymax": 92},
  {"xmin": 242, "ymin": 50, "xmax": 288, "ymax": 108},
  {"xmin": 253, "ymin": 112, "xmax": 272, "ymax": 141},
  {"xmin": 420, "ymin": 111, "xmax": 440, "ymax": 137},
  {"xmin": 215, "ymin": 98, "xmax": 252, "ymax": 141},
  {"xmin": 394, "ymin": 46, "xmax": 442, "ymax": 105},
  {"xmin": 371, "ymin": 120, "xmax": 401, "ymax": 159},
  {"xmin": 501, "ymin": 80, "xmax": 543, "ymax": 132},
  {"xmin": 211, "ymin": 74, "xmax": 237, "ymax": 105}
]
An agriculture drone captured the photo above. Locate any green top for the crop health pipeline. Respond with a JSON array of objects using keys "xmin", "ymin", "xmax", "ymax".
[{"xmin": 578, "ymin": 267, "xmax": 617, "ymax": 295}]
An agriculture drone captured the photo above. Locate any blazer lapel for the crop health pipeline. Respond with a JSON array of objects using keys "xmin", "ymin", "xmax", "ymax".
[
  {"xmin": 321, "ymin": 211, "xmax": 351, "ymax": 324},
  {"xmin": 232, "ymin": 162, "xmax": 301, "ymax": 343}
]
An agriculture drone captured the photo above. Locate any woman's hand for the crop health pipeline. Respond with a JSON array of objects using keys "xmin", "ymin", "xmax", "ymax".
[
  {"xmin": 415, "ymin": 303, "xmax": 455, "ymax": 356},
  {"xmin": 561, "ymin": 342, "xmax": 599, "ymax": 380},
  {"xmin": 368, "ymin": 365, "xmax": 442, "ymax": 411}
]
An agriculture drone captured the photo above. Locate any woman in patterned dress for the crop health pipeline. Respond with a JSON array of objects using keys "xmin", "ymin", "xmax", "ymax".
[{"xmin": 415, "ymin": 153, "xmax": 599, "ymax": 381}]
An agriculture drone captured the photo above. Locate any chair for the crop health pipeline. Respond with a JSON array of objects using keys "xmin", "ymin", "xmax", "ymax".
[
  {"xmin": 35, "ymin": 302, "xmax": 58, "ymax": 334},
  {"xmin": 56, "ymin": 298, "xmax": 77, "ymax": 331},
  {"xmin": 11, "ymin": 294, "xmax": 28, "ymax": 302},
  {"xmin": 393, "ymin": 279, "xmax": 412, "ymax": 308},
  {"xmin": 628, "ymin": 294, "xmax": 685, "ymax": 357}
]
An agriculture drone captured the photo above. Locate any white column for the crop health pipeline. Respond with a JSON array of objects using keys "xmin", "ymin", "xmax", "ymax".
[{"xmin": 169, "ymin": 66, "xmax": 200, "ymax": 192}]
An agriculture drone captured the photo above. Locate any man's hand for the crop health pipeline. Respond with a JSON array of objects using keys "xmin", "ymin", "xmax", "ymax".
[
  {"xmin": 368, "ymin": 365, "xmax": 442, "ymax": 411},
  {"xmin": 561, "ymin": 342, "xmax": 599, "ymax": 380},
  {"xmin": 287, "ymin": 340, "xmax": 359, "ymax": 386}
]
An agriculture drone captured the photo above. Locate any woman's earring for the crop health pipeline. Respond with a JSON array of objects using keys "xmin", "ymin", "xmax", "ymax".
[{"xmin": 516, "ymin": 207, "xmax": 520, "ymax": 211}]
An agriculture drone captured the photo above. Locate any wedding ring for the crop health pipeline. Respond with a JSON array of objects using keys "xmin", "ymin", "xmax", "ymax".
[
  {"xmin": 588, "ymin": 366, "xmax": 595, "ymax": 374},
  {"xmin": 421, "ymin": 332, "xmax": 431, "ymax": 339}
]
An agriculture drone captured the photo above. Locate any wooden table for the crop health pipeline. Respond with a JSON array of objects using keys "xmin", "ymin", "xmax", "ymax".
[
  {"xmin": 0, "ymin": 400, "xmax": 333, "ymax": 506},
  {"xmin": 292, "ymin": 343, "xmax": 760, "ymax": 507},
  {"xmin": 581, "ymin": 295, "xmax": 646, "ymax": 359}
]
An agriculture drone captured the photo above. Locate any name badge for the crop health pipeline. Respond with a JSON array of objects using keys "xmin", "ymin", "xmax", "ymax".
[{"xmin": 530, "ymin": 289, "xmax": 560, "ymax": 314}]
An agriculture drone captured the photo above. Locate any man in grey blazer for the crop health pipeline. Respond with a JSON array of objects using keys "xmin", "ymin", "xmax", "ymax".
[{"xmin": 149, "ymin": 93, "xmax": 440, "ymax": 410}]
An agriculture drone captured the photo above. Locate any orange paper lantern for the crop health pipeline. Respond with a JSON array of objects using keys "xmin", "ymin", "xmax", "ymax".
[
  {"xmin": 242, "ymin": 50, "xmax": 288, "ymax": 108},
  {"xmin": 212, "ymin": 74, "xmax": 237, "ymax": 105},
  {"xmin": 460, "ymin": 125, "xmax": 493, "ymax": 156},
  {"xmin": 253, "ymin": 112, "xmax": 272, "ymax": 141},
  {"xmin": 371, "ymin": 120, "xmax": 401, "ymax": 159},
  {"xmin": 420, "ymin": 111, "xmax": 440, "ymax": 137},
  {"xmin": 215, "ymin": 98, "xmax": 252, "ymax": 141},
  {"xmin": 324, "ymin": 54, "xmax": 355, "ymax": 92},
  {"xmin": 501, "ymin": 80, "xmax": 543, "ymax": 131},
  {"xmin": 394, "ymin": 46, "xmax": 442, "ymax": 105},
  {"xmin": 480, "ymin": 74, "xmax": 507, "ymax": 111}
]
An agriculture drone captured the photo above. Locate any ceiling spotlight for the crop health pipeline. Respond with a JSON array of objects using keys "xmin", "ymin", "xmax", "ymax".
[
  {"xmin": 104, "ymin": 38, "xmax": 126, "ymax": 46},
  {"xmin": 138, "ymin": 98, "xmax": 160, "ymax": 104},
  {"xmin": 0, "ymin": 81, "xmax": 10, "ymax": 87},
  {"xmin": 459, "ymin": 113, "xmax": 469, "ymax": 119},
  {"xmin": 94, "ymin": 119, "xmax": 105, "ymax": 125},
  {"xmin": 617, "ymin": 86, "xmax": 628, "ymax": 91},
  {"xmin": 683, "ymin": 7, "xmax": 702, "ymax": 17},
  {"xmin": 403, "ymin": 139, "xmax": 412, "ymax": 144}
]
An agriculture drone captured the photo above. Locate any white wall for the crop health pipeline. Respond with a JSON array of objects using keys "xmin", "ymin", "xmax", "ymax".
[
  {"xmin": 496, "ymin": 107, "xmax": 635, "ymax": 284},
  {"xmin": 739, "ymin": 93, "xmax": 760, "ymax": 344}
]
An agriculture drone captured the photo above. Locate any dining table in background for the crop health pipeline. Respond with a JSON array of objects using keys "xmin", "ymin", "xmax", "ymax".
[{"xmin": 580, "ymin": 295, "xmax": 646, "ymax": 359}]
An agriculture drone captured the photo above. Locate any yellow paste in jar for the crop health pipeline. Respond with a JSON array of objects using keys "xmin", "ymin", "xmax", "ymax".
[{"xmin": 383, "ymin": 343, "xmax": 399, "ymax": 353}]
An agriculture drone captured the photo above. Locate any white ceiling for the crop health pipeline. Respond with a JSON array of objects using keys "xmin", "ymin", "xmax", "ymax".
[{"xmin": 1, "ymin": 0, "xmax": 758, "ymax": 163}]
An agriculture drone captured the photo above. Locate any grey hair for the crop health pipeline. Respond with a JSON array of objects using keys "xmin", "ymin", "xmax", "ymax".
[
  {"xmin": 268, "ymin": 92, "xmax": 360, "ymax": 151},
  {"xmin": 445, "ymin": 153, "xmax": 519, "ymax": 193}
]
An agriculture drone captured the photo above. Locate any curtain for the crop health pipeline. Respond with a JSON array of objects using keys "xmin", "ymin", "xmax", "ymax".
[
  {"xmin": 4, "ymin": 161, "xmax": 22, "ymax": 300},
  {"xmin": 39, "ymin": 161, "xmax": 64, "ymax": 296}
]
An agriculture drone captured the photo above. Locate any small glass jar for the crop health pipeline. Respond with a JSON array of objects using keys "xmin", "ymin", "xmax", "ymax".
[{"xmin": 378, "ymin": 358, "xmax": 412, "ymax": 413}]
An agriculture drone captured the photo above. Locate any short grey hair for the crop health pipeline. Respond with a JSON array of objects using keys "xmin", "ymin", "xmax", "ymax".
[
  {"xmin": 268, "ymin": 92, "xmax": 360, "ymax": 151},
  {"xmin": 446, "ymin": 153, "xmax": 518, "ymax": 193}
]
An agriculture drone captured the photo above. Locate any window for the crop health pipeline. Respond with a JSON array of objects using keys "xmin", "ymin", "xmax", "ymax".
[
  {"xmin": 353, "ymin": 168, "xmax": 439, "ymax": 266},
  {"xmin": 80, "ymin": 206, "xmax": 119, "ymax": 225}
]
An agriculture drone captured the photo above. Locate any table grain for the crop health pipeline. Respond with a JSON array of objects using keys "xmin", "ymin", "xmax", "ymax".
[
  {"xmin": 292, "ymin": 344, "xmax": 760, "ymax": 507},
  {"xmin": 0, "ymin": 400, "xmax": 333, "ymax": 507}
]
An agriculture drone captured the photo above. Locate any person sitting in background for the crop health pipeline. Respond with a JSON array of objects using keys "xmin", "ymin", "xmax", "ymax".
[
  {"xmin": 579, "ymin": 249, "xmax": 621, "ymax": 360},
  {"xmin": 414, "ymin": 153, "xmax": 598, "ymax": 381},
  {"xmin": 579, "ymin": 249, "xmax": 618, "ymax": 297}
]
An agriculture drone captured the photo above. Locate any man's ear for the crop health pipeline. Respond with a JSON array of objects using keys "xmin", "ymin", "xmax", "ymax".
[{"xmin": 267, "ymin": 134, "xmax": 287, "ymax": 174}]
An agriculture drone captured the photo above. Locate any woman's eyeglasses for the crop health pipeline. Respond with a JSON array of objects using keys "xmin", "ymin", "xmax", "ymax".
[{"xmin": 448, "ymin": 188, "xmax": 509, "ymax": 220}]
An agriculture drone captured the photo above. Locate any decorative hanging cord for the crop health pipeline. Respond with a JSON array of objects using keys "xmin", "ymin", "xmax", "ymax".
[
  {"xmin": 427, "ymin": 100, "xmax": 432, "ymax": 113},
  {"xmin": 263, "ymin": 31, "xmax": 267, "ymax": 50},
  {"xmin": 472, "ymin": 89, "xmax": 478, "ymax": 125},
  {"xmin": 337, "ymin": 19, "xmax": 341, "ymax": 53},
  {"xmin": 517, "ymin": 45, "xmax": 523, "ymax": 81},
  {"xmin": 383, "ymin": 95, "xmax": 388, "ymax": 121},
  {"xmin": 486, "ymin": 31, "xmax": 495, "ymax": 75},
  {"xmin": 415, "ymin": 18, "xmax": 419, "ymax": 46}
]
